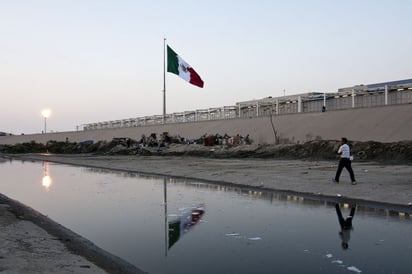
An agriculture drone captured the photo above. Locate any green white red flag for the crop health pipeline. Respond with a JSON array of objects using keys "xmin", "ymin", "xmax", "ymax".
[{"xmin": 167, "ymin": 45, "xmax": 204, "ymax": 88}]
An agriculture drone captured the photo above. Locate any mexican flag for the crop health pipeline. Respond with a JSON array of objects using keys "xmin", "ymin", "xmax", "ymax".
[{"xmin": 167, "ymin": 45, "xmax": 204, "ymax": 88}]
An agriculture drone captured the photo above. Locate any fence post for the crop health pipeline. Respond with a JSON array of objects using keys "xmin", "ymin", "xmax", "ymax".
[
  {"xmin": 352, "ymin": 89, "xmax": 355, "ymax": 108},
  {"xmin": 256, "ymin": 102, "xmax": 259, "ymax": 117},
  {"xmin": 385, "ymin": 85, "xmax": 388, "ymax": 105}
]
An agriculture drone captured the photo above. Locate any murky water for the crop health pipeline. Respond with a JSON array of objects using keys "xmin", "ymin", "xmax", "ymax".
[{"xmin": 1, "ymin": 159, "xmax": 411, "ymax": 274}]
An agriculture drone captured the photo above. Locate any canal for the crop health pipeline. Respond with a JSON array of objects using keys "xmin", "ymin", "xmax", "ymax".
[{"xmin": 0, "ymin": 159, "xmax": 411, "ymax": 273}]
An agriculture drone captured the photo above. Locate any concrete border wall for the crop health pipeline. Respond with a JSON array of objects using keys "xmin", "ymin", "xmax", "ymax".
[{"xmin": 1, "ymin": 104, "xmax": 411, "ymax": 145}]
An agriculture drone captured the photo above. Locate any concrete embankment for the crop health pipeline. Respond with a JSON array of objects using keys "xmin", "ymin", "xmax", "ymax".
[
  {"xmin": 1, "ymin": 104, "xmax": 411, "ymax": 145},
  {"xmin": 0, "ymin": 192, "xmax": 146, "ymax": 274}
]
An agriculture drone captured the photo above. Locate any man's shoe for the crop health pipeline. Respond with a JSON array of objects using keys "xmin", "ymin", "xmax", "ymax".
[
  {"xmin": 332, "ymin": 178, "xmax": 339, "ymax": 183},
  {"xmin": 351, "ymin": 181, "xmax": 357, "ymax": 185}
]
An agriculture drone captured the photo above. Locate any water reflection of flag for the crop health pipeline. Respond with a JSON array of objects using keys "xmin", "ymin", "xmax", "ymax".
[{"xmin": 168, "ymin": 206, "xmax": 205, "ymax": 249}]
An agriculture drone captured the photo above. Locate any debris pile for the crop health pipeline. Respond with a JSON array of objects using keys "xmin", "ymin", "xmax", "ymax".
[{"xmin": 1, "ymin": 136, "xmax": 411, "ymax": 163}]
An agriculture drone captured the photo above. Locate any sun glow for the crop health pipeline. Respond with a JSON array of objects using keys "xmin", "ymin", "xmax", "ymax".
[{"xmin": 41, "ymin": 109, "xmax": 51, "ymax": 118}]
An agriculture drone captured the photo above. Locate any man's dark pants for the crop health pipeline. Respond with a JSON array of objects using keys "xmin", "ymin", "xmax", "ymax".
[{"xmin": 335, "ymin": 158, "xmax": 355, "ymax": 182}]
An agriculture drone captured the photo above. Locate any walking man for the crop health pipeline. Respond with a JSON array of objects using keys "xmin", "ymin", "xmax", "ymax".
[{"xmin": 333, "ymin": 137, "xmax": 356, "ymax": 185}]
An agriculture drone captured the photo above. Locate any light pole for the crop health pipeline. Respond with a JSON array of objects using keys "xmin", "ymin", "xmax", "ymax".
[{"xmin": 41, "ymin": 109, "xmax": 51, "ymax": 134}]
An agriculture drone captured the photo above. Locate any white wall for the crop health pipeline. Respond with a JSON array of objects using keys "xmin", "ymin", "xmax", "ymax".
[{"xmin": 1, "ymin": 104, "xmax": 411, "ymax": 145}]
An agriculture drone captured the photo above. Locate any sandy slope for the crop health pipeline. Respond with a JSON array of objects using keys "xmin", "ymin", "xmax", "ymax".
[{"xmin": 0, "ymin": 203, "xmax": 107, "ymax": 274}]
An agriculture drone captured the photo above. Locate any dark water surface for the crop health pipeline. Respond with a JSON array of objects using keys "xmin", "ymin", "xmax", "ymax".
[{"xmin": 1, "ymin": 159, "xmax": 411, "ymax": 274}]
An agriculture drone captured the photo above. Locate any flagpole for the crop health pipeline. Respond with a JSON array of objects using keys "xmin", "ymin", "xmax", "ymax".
[{"xmin": 163, "ymin": 38, "xmax": 166, "ymax": 125}]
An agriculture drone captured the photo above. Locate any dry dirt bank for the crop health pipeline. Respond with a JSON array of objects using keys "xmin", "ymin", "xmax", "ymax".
[
  {"xmin": 0, "ymin": 198, "xmax": 107, "ymax": 273},
  {"xmin": 2, "ymin": 140, "xmax": 412, "ymax": 164},
  {"xmin": 0, "ymin": 193, "xmax": 146, "ymax": 274}
]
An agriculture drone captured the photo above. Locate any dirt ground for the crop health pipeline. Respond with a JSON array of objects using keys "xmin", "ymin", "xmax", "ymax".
[
  {"xmin": 0, "ymin": 191, "xmax": 145, "ymax": 274},
  {"xmin": 1, "ymin": 154, "xmax": 412, "ymax": 273},
  {"xmin": 0, "ymin": 203, "xmax": 107, "ymax": 274}
]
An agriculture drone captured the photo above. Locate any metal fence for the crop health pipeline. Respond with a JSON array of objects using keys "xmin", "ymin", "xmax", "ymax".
[{"xmin": 82, "ymin": 88, "xmax": 412, "ymax": 130}]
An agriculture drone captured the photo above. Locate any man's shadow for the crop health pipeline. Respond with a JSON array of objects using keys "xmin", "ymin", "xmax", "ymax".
[{"xmin": 335, "ymin": 203, "xmax": 356, "ymax": 250}]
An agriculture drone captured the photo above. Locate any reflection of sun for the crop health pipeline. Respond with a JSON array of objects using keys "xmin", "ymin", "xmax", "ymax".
[
  {"xmin": 42, "ymin": 162, "xmax": 53, "ymax": 191},
  {"xmin": 42, "ymin": 175, "xmax": 52, "ymax": 190}
]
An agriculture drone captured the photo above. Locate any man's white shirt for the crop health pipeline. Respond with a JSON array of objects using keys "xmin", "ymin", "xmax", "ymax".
[{"xmin": 338, "ymin": 144, "xmax": 350, "ymax": 158}]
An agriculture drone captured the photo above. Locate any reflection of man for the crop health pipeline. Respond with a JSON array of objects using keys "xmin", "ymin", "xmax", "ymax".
[{"xmin": 335, "ymin": 204, "xmax": 356, "ymax": 250}]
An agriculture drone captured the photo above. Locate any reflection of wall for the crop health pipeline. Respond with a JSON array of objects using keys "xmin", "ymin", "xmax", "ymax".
[{"xmin": 83, "ymin": 166, "xmax": 412, "ymax": 219}]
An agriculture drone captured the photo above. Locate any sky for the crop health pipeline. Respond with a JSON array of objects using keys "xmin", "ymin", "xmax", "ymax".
[{"xmin": 1, "ymin": 0, "xmax": 411, "ymax": 134}]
